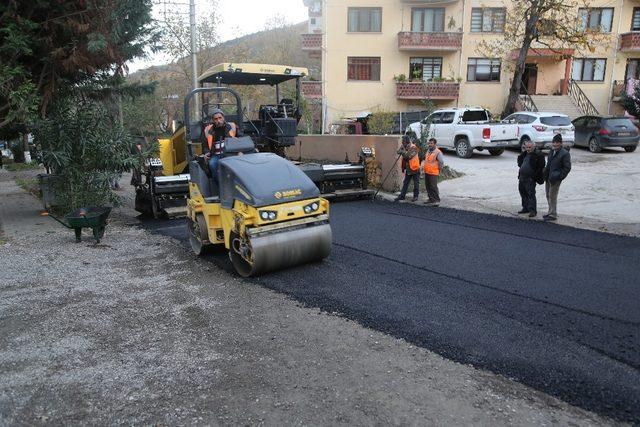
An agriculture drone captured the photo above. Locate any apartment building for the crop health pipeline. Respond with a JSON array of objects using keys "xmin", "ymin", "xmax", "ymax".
[{"xmin": 301, "ymin": 0, "xmax": 640, "ymax": 131}]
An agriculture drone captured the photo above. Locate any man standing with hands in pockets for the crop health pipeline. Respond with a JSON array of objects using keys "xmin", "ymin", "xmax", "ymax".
[{"xmin": 543, "ymin": 134, "xmax": 571, "ymax": 221}]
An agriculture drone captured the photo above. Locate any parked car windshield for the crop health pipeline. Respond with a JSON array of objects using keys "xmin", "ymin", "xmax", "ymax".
[
  {"xmin": 603, "ymin": 118, "xmax": 635, "ymax": 127},
  {"xmin": 540, "ymin": 116, "xmax": 571, "ymax": 126},
  {"xmin": 462, "ymin": 110, "xmax": 488, "ymax": 122}
]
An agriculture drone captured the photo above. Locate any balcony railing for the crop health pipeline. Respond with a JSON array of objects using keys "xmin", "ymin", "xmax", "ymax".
[
  {"xmin": 396, "ymin": 81, "xmax": 460, "ymax": 100},
  {"xmin": 619, "ymin": 32, "xmax": 640, "ymax": 52},
  {"xmin": 301, "ymin": 33, "xmax": 322, "ymax": 51},
  {"xmin": 398, "ymin": 32, "xmax": 463, "ymax": 51},
  {"xmin": 301, "ymin": 81, "xmax": 322, "ymax": 99}
]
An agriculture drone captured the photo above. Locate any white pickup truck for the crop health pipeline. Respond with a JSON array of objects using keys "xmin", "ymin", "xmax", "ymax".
[{"xmin": 406, "ymin": 108, "xmax": 520, "ymax": 158}]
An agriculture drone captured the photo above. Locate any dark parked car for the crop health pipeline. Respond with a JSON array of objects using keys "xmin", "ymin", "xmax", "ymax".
[{"xmin": 571, "ymin": 116, "xmax": 639, "ymax": 153}]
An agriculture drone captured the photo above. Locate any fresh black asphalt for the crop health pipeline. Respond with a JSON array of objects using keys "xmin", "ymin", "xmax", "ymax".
[{"xmin": 141, "ymin": 200, "xmax": 640, "ymax": 423}]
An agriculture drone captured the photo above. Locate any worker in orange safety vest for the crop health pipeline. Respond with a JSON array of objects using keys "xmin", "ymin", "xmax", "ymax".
[
  {"xmin": 394, "ymin": 135, "xmax": 421, "ymax": 202},
  {"xmin": 203, "ymin": 109, "xmax": 237, "ymax": 182},
  {"xmin": 423, "ymin": 138, "xmax": 444, "ymax": 206}
]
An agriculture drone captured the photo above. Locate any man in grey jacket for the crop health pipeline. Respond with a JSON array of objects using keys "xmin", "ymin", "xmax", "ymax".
[{"xmin": 543, "ymin": 134, "xmax": 571, "ymax": 221}]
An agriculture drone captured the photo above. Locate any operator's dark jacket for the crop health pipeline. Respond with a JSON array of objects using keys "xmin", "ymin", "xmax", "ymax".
[
  {"xmin": 517, "ymin": 149, "xmax": 545, "ymax": 184},
  {"xmin": 543, "ymin": 148, "xmax": 572, "ymax": 184}
]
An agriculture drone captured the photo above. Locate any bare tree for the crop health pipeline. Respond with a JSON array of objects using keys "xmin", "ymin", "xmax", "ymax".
[
  {"xmin": 159, "ymin": 0, "xmax": 221, "ymax": 83},
  {"xmin": 477, "ymin": 0, "xmax": 610, "ymax": 117}
]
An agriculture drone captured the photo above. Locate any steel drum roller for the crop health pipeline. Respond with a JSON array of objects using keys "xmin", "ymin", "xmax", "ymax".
[{"xmin": 230, "ymin": 224, "xmax": 332, "ymax": 277}]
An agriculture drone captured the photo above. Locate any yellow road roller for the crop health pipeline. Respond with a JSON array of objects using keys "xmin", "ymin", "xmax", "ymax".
[{"xmin": 184, "ymin": 87, "xmax": 332, "ymax": 277}]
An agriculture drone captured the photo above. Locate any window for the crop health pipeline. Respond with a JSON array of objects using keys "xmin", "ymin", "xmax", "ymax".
[
  {"xmin": 348, "ymin": 8, "xmax": 382, "ymax": 32},
  {"xmin": 504, "ymin": 113, "xmax": 533, "ymax": 124},
  {"xmin": 426, "ymin": 112, "xmax": 443, "ymax": 124},
  {"xmin": 409, "ymin": 57, "xmax": 443, "ymax": 81},
  {"xmin": 585, "ymin": 117, "xmax": 600, "ymax": 128},
  {"xmin": 571, "ymin": 58, "xmax": 606, "ymax": 81},
  {"xmin": 540, "ymin": 116, "xmax": 572, "ymax": 126},
  {"xmin": 633, "ymin": 8, "xmax": 640, "ymax": 31},
  {"xmin": 347, "ymin": 57, "xmax": 381, "ymax": 81},
  {"xmin": 462, "ymin": 110, "xmax": 489, "ymax": 122},
  {"xmin": 441, "ymin": 112, "xmax": 455, "ymax": 124},
  {"xmin": 578, "ymin": 8, "xmax": 613, "ymax": 32},
  {"xmin": 626, "ymin": 59, "xmax": 640, "ymax": 80},
  {"xmin": 411, "ymin": 8, "xmax": 445, "ymax": 32},
  {"xmin": 467, "ymin": 58, "xmax": 501, "ymax": 82},
  {"xmin": 470, "ymin": 8, "xmax": 505, "ymax": 32},
  {"xmin": 571, "ymin": 117, "xmax": 586, "ymax": 127}
]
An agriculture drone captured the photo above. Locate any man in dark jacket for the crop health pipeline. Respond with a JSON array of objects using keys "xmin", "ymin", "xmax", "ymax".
[
  {"xmin": 543, "ymin": 134, "xmax": 571, "ymax": 221},
  {"xmin": 394, "ymin": 135, "xmax": 420, "ymax": 202},
  {"xmin": 517, "ymin": 140, "xmax": 545, "ymax": 217}
]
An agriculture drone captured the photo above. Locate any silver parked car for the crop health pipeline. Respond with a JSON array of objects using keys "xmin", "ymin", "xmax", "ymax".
[
  {"xmin": 571, "ymin": 116, "xmax": 639, "ymax": 153},
  {"xmin": 502, "ymin": 112, "xmax": 575, "ymax": 149}
]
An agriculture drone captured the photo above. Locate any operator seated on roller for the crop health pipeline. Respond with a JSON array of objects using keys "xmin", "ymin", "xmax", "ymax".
[{"xmin": 203, "ymin": 108, "xmax": 237, "ymax": 182}]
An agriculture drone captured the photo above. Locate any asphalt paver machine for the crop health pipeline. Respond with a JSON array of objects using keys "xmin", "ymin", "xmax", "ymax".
[
  {"xmin": 184, "ymin": 87, "xmax": 332, "ymax": 277},
  {"xmin": 198, "ymin": 63, "xmax": 374, "ymax": 199}
]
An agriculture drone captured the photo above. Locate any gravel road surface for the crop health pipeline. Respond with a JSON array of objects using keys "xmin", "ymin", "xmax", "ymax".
[{"xmin": 143, "ymin": 200, "xmax": 640, "ymax": 423}]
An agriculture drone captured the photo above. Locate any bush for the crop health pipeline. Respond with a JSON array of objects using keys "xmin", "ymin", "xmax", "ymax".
[
  {"xmin": 367, "ymin": 111, "xmax": 396, "ymax": 135},
  {"xmin": 9, "ymin": 140, "xmax": 25, "ymax": 163},
  {"xmin": 33, "ymin": 101, "xmax": 144, "ymax": 213}
]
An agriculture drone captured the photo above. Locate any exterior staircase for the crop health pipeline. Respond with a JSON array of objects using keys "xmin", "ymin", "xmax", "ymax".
[
  {"xmin": 528, "ymin": 95, "xmax": 583, "ymax": 119},
  {"xmin": 518, "ymin": 79, "xmax": 600, "ymax": 120}
]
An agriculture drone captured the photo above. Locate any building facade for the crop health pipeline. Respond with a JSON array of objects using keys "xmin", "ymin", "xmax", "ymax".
[{"xmin": 301, "ymin": 0, "xmax": 640, "ymax": 131}]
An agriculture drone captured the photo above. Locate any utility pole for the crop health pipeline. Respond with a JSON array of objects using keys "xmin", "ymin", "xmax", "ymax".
[{"xmin": 189, "ymin": 0, "xmax": 200, "ymax": 118}]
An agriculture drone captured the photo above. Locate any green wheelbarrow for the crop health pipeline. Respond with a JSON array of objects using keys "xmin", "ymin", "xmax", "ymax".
[{"xmin": 48, "ymin": 207, "xmax": 112, "ymax": 243}]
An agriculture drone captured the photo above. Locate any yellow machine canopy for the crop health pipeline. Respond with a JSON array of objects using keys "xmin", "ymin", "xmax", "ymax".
[{"xmin": 198, "ymin": 63, "xmax": 308, "ymax": 86}]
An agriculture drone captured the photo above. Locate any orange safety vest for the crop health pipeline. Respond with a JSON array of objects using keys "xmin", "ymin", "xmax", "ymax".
[
  {"xmin": 205, "ymin": 122, "xmax": 236, "ymax": 155},
  {"xmin": 407, "ymin": 152, "xmax": 420, "ymax": 172},
  {"xmin": 423, "ymin": 147, "xmax": 442, "ymax": 176}
]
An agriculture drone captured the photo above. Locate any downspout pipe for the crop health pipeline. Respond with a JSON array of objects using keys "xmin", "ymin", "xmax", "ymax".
[{"xmin": 608, "ymin": 0, "xmax": 624, "ymax": 115}]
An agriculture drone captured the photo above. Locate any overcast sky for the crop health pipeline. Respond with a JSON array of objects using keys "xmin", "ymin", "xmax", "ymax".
[{"xmin": 127, "ymin": 0, "xmax": 308, "ymax": 73}]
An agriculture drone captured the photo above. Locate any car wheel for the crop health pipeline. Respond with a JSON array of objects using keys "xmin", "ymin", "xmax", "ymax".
[
  {"xmin": 488, "ymin": 148, "xmax": 505, "ymax": 156},
  {"xmin": 455, "ymin": 138, "xmax": 473, "ymax": 158},
  {"xmin": 624, "ymin": 145, "xmax": 637, "ymax": 152},
  {"xmin": 588, "ymin": 137, "xmax": 602, "ymax": 153}
]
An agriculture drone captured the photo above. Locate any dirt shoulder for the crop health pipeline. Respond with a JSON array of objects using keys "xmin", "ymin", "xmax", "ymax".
[{"xmin": 0, "ymin": 169, "xmax": 614, "ymax": 425}]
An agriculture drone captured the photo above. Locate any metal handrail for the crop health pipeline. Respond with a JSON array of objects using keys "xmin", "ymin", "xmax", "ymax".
[
  {"xmin": 519, "ymin": 84, "xmax": 538, "ymax": 112},
  {"xmin": 568, "ymin": 78, "xmax": 599, "ymax": 116}
]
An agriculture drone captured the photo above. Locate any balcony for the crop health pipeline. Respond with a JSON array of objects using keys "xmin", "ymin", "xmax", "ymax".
[
  {"xmin": 396, "ymin": 81, "xmax": 460, "ymax": 100},
  {"xmin": 398, "ymin": 32, "xmax": 462, "ymax": 51},
  {"xmin": 301, "ymin": 33, "xmax": 322, "ymax": 51},
  {"xmin": 619, "ymin": 32, "xmax": 640, "ymax": 52},
  {"xmin": 301, "ymin": 81, "xmax": 322, "ymax": 99}
]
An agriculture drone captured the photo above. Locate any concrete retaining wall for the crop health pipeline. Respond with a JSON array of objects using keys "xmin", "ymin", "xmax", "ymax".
[{"xmin": 288, "ymin": 135, "xmax": 403, "ymax": 191}]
